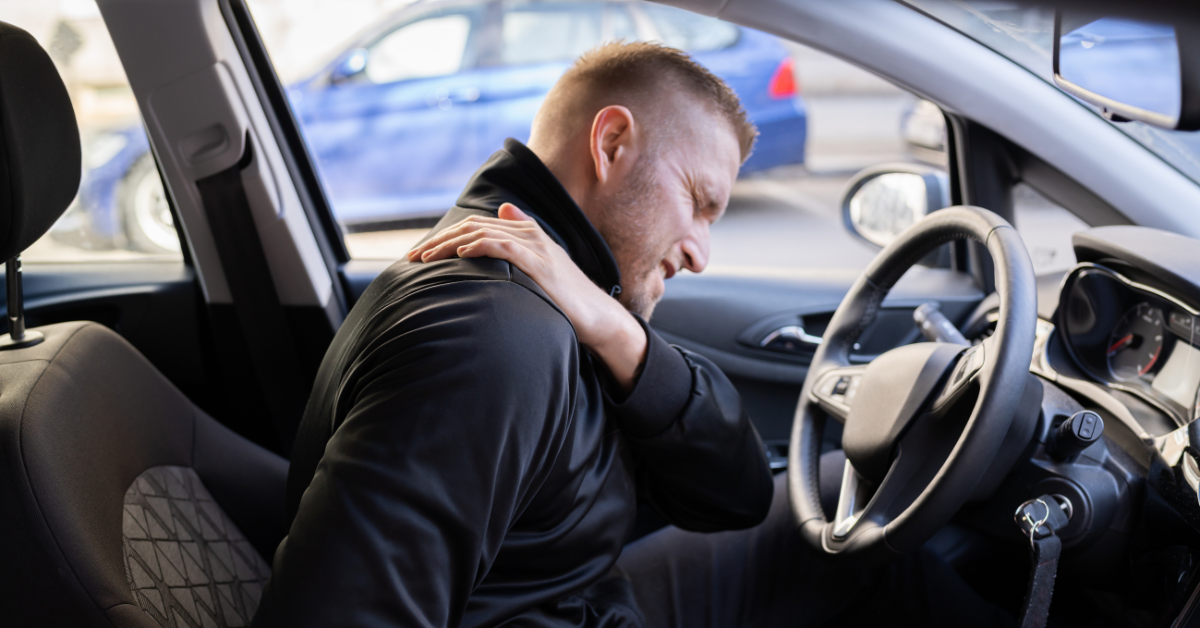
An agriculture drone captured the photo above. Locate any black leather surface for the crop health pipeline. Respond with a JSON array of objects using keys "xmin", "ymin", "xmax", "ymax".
[
  {"xmin": 0, "ymin": 322, "xmax": 287, "ymax": 626},
  {"xmin": 0, "ymin": 21, "xmax": 81, "ymax": 260}
]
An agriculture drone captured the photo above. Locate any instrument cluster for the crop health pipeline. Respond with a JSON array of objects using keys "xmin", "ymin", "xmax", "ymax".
[{"xmin": 1059, "ymin": 264, "xmax": 1200, "ymax": 424}]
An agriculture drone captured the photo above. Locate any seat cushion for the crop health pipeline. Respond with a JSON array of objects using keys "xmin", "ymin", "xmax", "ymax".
[{"xmin": 123, "ymin": 466, "xmax": 270, "ymax": 628}]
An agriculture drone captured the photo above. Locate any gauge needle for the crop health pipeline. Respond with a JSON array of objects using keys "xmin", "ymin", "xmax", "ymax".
[
  {"xmin": 1140, "ymin": 345, "xmax": 1162, "ymax": 376},
  {"xmin": 1107, "ymin": 334, "xmax": 1134, "ymax": 356}
]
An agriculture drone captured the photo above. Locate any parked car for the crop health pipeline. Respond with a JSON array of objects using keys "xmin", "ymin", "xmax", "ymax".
[{"xmin": 58, "ymin": 0, "xmax": 806, "ymax": 253}]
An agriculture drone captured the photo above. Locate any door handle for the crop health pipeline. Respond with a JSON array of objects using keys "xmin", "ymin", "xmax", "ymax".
[{"xmin": 760, "ymin": 324, "xmax": 823, "ymax": 350}]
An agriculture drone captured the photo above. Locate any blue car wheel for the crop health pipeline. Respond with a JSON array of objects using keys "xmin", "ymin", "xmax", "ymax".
[{"xmin": 119, "ymin": 153, "xmax": 180, "ymax": 254}]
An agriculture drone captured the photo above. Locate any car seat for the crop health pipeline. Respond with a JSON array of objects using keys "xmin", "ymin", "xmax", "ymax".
[{"xmin": 0, "ymin": 21, "xmax": 288, "ymax": 627}]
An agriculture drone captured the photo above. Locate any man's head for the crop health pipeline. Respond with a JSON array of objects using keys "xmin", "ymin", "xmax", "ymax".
[{"xmin": 526, "ymin": 41, "xmax": 757, "ymax": 319}]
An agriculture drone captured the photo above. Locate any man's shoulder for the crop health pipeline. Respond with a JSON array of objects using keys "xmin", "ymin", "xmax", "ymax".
[{"xmin": 354, "ymin": 256, "xmax": 575, "ymax": 350}]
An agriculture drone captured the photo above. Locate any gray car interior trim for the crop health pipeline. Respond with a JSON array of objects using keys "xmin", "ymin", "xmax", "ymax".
[{"xmin": 97, "ymin": 0, "xmax": 335, "ymax": 310}]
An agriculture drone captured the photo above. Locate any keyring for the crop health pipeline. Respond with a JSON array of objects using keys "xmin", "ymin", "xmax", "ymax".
[{"xmin": 1013, "ymin": 498, "xmax": 1051, "ymax": 549}]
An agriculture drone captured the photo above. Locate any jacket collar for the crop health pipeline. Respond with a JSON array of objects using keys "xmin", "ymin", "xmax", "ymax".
[{"xmin": 455, "ymin": 139, "xmax": 623, "ymax": 296}]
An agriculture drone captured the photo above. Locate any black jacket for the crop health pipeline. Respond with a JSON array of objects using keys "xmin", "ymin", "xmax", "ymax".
[{"xmin": 254, "ymin": 139, "xmax": 774, "ymax": 627}]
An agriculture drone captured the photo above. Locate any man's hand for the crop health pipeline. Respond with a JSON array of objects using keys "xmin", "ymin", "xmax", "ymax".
[{"xmin": 408, "ymin": 203, "xmax": 648, "ymax": 393}]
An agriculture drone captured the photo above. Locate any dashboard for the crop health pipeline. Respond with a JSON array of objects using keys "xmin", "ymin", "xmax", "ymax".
[{"xmin": 1058, "ymin": 263, "xmax": 1200, "ymax": 426}]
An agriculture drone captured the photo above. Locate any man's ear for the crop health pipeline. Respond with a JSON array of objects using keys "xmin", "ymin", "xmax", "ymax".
[{"xmin": 589, "ymin": 105, "xmax": 638, "ymax": 186}]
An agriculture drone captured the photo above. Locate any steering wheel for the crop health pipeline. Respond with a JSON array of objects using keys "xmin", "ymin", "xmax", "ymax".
[{"xmin": 788, "ymin": 206, "xmax": 1036, "ymax": 560}]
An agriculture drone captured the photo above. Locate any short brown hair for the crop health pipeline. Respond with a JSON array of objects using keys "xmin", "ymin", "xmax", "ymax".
[{"xmin": 539, "ymin": 41, "xmax": 757, "ymax": 162}]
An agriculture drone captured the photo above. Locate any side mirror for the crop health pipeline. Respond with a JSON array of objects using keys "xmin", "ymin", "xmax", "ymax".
[
  {"xmin": 331, "ymin": 48, "xmax": 369, "ymax": 84},
  {"xmin": 840, "ymin": 163, "xmax": 950, "ymax": 249},
  {"xmin": 1054, "ymin": 12, "xmax": 1200, "ymax": 130}
]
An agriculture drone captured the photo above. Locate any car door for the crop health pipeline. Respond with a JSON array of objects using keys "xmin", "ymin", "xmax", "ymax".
[{"xmin": 291, "ymin": 5, "xmax": 491, "ymax": 227}]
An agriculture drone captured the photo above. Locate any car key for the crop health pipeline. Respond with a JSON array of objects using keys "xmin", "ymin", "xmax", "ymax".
[{"xmin": 1013, "ymin": 496, "xmax": 1071, "ymax": 628}]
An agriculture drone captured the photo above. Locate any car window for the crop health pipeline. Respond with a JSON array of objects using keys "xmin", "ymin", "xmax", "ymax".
[
  {"xmin": 1013, "ymin": 183, "xmax": 1090, "ymax": 275},
  {"xmin": 640, "ymin": 4, "xmax": 739, "ymax": 52},
  {"xmin": 608, "ymin": 5, "xmax": 639, "ymax": 42},
  {"xmin": 3, "ymin": 1, "xmax": 183, "ymax": 263},
  {"xmin": 901, "ymin": 97, "xmax": 1091, "ymax": 275},
  {"xmin": 249, "ymin": 0, "xmax": 934, "ymax": 274},
  {"xmin": 367, "ymin": 15, "xmax": 474, "ymax": 84},
  {"xmin": 501, "ymin": 3, "xmax": 606, "ymax": 66}
]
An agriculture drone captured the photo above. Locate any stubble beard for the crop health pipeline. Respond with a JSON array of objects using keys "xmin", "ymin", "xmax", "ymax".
[{"xmin": 592, "ymin": 160, "xmax": 671, "ymax": 321}]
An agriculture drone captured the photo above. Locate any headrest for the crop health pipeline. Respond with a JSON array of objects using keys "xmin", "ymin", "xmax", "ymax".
[{"xmin": 0, "ymin": 22, "xmax": 81, "ymax": 261}]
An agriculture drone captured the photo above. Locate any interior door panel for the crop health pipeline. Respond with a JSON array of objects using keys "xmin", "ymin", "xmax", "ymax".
[{"xmin": 651, "ymin": 267, "xmax": 986, "ymax": 451}]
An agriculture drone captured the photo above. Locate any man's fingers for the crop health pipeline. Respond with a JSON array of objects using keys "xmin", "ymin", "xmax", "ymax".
[
  {"xmin": 418, "ymin": 226, "xmax": 551, "ymax": 264},
  {"xmin": 497, "ymin": 203, "xmax": 530, "ymax": 222},
  {"xmin": 418, "ymin": 230, "xmax": 495, "ymax": 262},
  {"xmin": 406, "ymin": 203, "xmax": 546, "ymax": 264},
  {"xmin": 409, "ymin": 219, "xmax": 539, "ymax": 262},
  {"xmin": 457, "ymin": 237, "xmax": 540, "ymax": 272}
]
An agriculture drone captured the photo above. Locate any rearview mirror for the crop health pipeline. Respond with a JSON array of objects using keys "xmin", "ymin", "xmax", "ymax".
[
  {"xmin": 841, "ymin": 164, "xmax": 949, "ymax": 249},
  {"xmin": 1054, "ymin": 12, "xmax": 1200, "ymax": 130}
]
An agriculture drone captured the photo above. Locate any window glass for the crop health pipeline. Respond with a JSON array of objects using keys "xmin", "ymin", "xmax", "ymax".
[
  {"xmin": 367, "ymin": 15, "xmax": 472, "ymax": 84},
  {"xmin": 251, "ymin": 0, "xmax": 925, "ymax": 273},
  {"xmin": 501, "ymin": 4, "xmax": 605, "ymax": 66},
  {"xmin": 1013, "ymin": 183, "xmax": 1090, "ymax": 275},
  {"xmin": 640, "ymin": 4, "xmax": 739, "ymax": 52},
  {"xmin": 897, "ymin": 100, "xmax": 1090, "ymax": 276},
  {"xmin": 608, "ymin": 6, "xmax": 638, "ymax": 43},
  {"xmin": 4, "ymin": 1, "xmax": 182, "ymax": 263}
]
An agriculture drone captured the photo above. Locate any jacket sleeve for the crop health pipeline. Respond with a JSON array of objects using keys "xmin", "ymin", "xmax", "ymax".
[
  {"xmin": 254, "ymin": 280, "xmax": 576, "ymax": 628},
  {"xmin": 607, "ymin": 316, "xmax": 774, "ymax": 532}
]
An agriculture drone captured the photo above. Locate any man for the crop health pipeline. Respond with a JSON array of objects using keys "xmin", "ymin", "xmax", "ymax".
[{"xmin": 255, "ymin": 42, "xmax": 778, "ymax": 627}]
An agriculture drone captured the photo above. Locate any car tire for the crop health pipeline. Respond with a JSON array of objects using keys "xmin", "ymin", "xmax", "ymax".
[{"xmin": 119, "ymin": 153, "xmax": 181, "ymax": 254}]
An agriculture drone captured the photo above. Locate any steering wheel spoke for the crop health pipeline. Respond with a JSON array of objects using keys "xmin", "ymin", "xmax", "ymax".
[
  {"xmin": 830, "ymin": 458, "xmax": 866, "ymax": 538},
  {"xmin": 830, "ymin": 403, "xmax": 966, "ymax": 543},
  {"xmin": 929, "ymin": 338, "xmax": 989, "ymax": 414},
  {"xmin": 808, "ymin": 364, "xmax": 866, "ymax": 422}
]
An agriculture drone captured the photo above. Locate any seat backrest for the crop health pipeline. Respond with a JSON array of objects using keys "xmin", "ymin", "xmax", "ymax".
[
  {"xmin": 0, "ymin": 322, "xmax": 288, "ymax": 627},
  {"xmin": 0, "ymin": 21, "xmax": 288, "ymax": 628}
]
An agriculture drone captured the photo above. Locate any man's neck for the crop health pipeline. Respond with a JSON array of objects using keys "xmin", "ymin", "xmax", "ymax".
[{"xmin": 525, "ymin": 139, "xmax": 599, "ymax": 228}]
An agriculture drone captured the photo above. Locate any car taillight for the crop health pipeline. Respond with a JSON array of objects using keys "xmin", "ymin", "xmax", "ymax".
[{"xmin": 768, "ymin": 57, "xmax": 797, "ymax": 100}]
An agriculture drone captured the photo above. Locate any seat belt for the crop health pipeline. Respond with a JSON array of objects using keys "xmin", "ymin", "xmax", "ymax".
[
  {"xmin": 1014, "ymin": 496, "xmax": 1071, "ymax": 628},
  {"xmin": 194, "ymin": 137, "xmax": 307, "ymax": 454}
]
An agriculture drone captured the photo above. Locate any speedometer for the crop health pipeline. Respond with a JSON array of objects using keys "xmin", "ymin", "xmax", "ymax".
[{"xmin": 1107, "ymin": 302, "xmax": 1165, "ymax": 381}]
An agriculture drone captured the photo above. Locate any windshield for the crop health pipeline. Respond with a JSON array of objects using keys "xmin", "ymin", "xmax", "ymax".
[{"xmin": 901, "ymin": 0, "xmax": 1200, "ymax": 186}]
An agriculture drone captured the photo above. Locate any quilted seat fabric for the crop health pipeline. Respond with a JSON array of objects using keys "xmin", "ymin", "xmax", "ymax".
[{"xmin": 122, "ymin": 466, "xmax": 270, "ymax": 628}]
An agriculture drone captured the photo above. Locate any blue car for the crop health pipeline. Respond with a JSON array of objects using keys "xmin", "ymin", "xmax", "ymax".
[{"xmin": 62, "ymin": 0, "xmax": 806, "ymax": 253}]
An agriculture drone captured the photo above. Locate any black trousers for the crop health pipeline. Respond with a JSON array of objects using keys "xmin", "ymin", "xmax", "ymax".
[{"xmin": 616, "ymin": 473, "xmax": 1014, "ymax": 628}]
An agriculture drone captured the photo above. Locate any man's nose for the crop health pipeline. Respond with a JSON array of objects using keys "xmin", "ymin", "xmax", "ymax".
[{"xmin": 680, "ymin": 223, "xmax": 710, "ymax": 274}]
